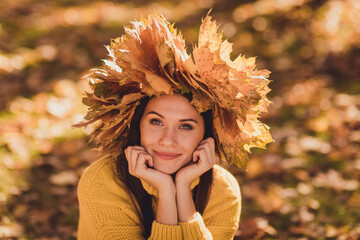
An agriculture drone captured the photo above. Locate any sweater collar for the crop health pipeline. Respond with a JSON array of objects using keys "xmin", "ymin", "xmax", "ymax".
[{"xmin": 140, "ymin": 177, "xmax": 200, "ymax": 198}]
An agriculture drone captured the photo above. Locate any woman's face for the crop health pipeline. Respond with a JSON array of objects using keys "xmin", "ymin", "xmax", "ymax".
[{"xmin": 140, "ymin": 94, "xmax": 205, "ymax": 174}]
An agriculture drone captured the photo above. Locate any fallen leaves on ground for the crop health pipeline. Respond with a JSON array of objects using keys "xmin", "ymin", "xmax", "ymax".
[{"xmin": 1, "ymin": 0, "xmax": 360, "ymax": 239}]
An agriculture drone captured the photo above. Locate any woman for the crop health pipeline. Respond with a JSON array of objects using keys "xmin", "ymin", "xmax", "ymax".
[{"xmin": 75, "ymin": 13, "xmax": 272, "ymax": 239}]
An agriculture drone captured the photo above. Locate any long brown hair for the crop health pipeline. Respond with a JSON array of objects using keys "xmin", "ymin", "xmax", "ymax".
[{"xmin": 116, "ymin": 95, "xmax": 218, "ymax": 238}]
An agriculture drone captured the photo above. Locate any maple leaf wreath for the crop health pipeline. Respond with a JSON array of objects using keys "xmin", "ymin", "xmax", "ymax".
[{"xmin": 74, "ymin": 12, "xmax": 273, "ymax": 169}]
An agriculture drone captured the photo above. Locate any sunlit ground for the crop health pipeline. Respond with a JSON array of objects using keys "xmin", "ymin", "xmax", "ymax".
[{"xmin": 1, "ymin": 0, "xmax": 359, "ymax": 239}]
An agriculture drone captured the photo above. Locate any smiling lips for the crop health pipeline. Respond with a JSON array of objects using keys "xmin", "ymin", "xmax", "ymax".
[{"xmin": 154, "ymin": 151, "xmax": 182, "ymax": 160}]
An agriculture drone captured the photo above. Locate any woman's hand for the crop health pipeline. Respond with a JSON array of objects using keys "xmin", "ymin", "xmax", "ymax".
[
  {"xmin": 125, "ymin": 146, "xmax": 178, "ymax": 225},
  {"xmin": 174, "ymin": 137, "xmax": 216, "ymax": 222},
  {"xmin": 175, "ymin": 137, "xmax": 216, "ymax": 186},
  {"xmin": 125, "ymin": 146, "xmax": 175, "ymax": 193}
]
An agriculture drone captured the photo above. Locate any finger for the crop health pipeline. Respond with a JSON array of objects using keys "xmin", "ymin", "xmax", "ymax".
[
  {"xmin": 193, "ymin": 148, "xmax": 206, "ymax": 163},
  {"xmin": 124, "ymin": 147, "xmax": 135, "ymax": 174},
  {"xmin": 197, "ymin": 140, "xmax": 206, "ymax": 146},
  {"xmin": 129, "ymin": 147, "xmax": 147, "ymax": 173},
  {"xmin": 139, "ymin": 152, "xmax": 153, "ymax": 168},
  {"xmin": 196, "ymin": 143, "xmax": 210, "ymax": 160},
  {"xmin": 132, "ymin": 145, "xmax": 146, "ymax": 151},
  {"xmin": 124, "ymin": 147, "xmax": 132, "ymax": 165},
  {"xmin": 202, "ymin": 142, "xmax": 212, "ymax": 163},
  {"xmin": 205, "ymin": 137, "xmax": 215, "ymax": 145},
  {"xmin": 130, "ymin": 148, "xmax": 140, "ymax": 175},
  {"xmin": 209, "ymin": 138, "xmax": 216, "ymax": 165},
  {"xmin": 198, "ymin": 148, "xmax": 215, "ymax": 171},
  {"xmin": 196, "ymin": 150, "xmax": 209, "ymax": 169},
  {"xmin": 192, "ymin": 150, "xmax": 200, "ymax": 162},
  {"xmin": 126, "ymin": 146, "xmax": 146, "ymax": 156},
  {"xmin": 148, "ymin": 154, "xmax": 154, "ymax": 167},
  {"xmin": 195, "ymin": 146, "xmax": 205, "ymax": 152},
  {"xmin": 201, "ymin": 137, "xmax": 213, "ymax": 145},
  {"xmin": 202, "ymin": 138, "xmax": 216, "ymax": 165},
  {"xmin": 135, "ymin": 152, "xmax": 153, "ymax": 176}
]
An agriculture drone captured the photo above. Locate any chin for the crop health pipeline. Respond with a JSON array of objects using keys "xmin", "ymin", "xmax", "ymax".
[
  {"xmin": 153, "ymin": 163, "xmax": 182, "ymax": 175},
  {"xmin": 153, "ymin": 158, "xmax": 190, "ymax": 175},
  {"xmin": 155, "ymin": 167, "xmax": 178, "ymax": 175}
]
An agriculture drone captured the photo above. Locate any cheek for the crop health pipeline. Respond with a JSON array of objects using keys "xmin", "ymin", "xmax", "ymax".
[
  {"xmin": 140, "ymin": 129, "xmax": 151, "ymax": 146},
  {"xmin": 181, "ymin": 132, "xmax": 203, "ymax": 151},
  {"xmin": 140, "ymin": 126, "xmax": 162, "ymax": 147}
]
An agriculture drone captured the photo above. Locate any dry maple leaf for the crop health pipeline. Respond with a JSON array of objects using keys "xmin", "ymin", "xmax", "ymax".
[{"xmin": 74, "ymin": 12, "xmax": 273, "ymax": 168}]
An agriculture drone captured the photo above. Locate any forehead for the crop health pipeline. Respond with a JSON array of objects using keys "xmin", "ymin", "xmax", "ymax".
[{"xmin": 144, "ymin": 95, "xmax": 201, "ymax": 118}]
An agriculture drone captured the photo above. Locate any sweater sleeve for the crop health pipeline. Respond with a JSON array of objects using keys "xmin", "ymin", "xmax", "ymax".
[
  {"xmin": 179, "ymin": 212, "xmax": 212, "ymax": 239},
  {"xmin": 77, "ymin": 158, "xmax": 183, "ymax": 240},
  {"xmin": 179, "ymin": 165, "xmax": 241, "ymax": 240}
]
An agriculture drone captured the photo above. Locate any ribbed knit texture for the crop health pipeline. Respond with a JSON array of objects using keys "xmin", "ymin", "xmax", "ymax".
[
  {"xmin": 180, "ymin": 212, "xmax": 212, "ymax": 239},
  {"xmin": 149, "ymin": 221, "xmax": 182, "ymax": 239},
  {"xmin": 77, "ymin": 157, "xmax": 241, "ymax": 239}
]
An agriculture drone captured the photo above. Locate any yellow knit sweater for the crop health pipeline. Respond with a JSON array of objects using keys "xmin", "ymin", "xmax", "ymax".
[{"xmin": 77, "ymin": 157, "xmax": 241, "ymax": 239}]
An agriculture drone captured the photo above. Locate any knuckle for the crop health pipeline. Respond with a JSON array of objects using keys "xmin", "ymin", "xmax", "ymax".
[
  {"xmin": 137, "ymin": 152, "xmax": 145, "ymax": 159},
  {"xmin": 127, "ymin": 146, "xmax": 134, "ymax": 152}
]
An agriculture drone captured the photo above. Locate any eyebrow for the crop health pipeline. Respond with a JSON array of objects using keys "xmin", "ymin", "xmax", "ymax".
[{"xmin": 146, "ymin": 111, "xmax": 199, "ymax": 124}]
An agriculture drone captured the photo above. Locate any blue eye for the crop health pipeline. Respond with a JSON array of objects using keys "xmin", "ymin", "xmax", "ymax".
[
  {"xmin": 180, "ymin": 124, "xmax": 193, "ymax": 130},
  {"xmin": 150, "ymin": 118, "xmax": 162, "ymax": 125}
]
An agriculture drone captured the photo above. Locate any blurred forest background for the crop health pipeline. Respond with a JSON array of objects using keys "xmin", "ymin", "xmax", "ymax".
[{"xmin": 0, "ymin": 0, "xmax": 359, "ymax": 239}]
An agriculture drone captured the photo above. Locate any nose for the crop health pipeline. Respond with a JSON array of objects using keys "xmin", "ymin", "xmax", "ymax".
[{"xmin": 159, "ymin": 127, "xmax": 177, "ymax": 147}]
